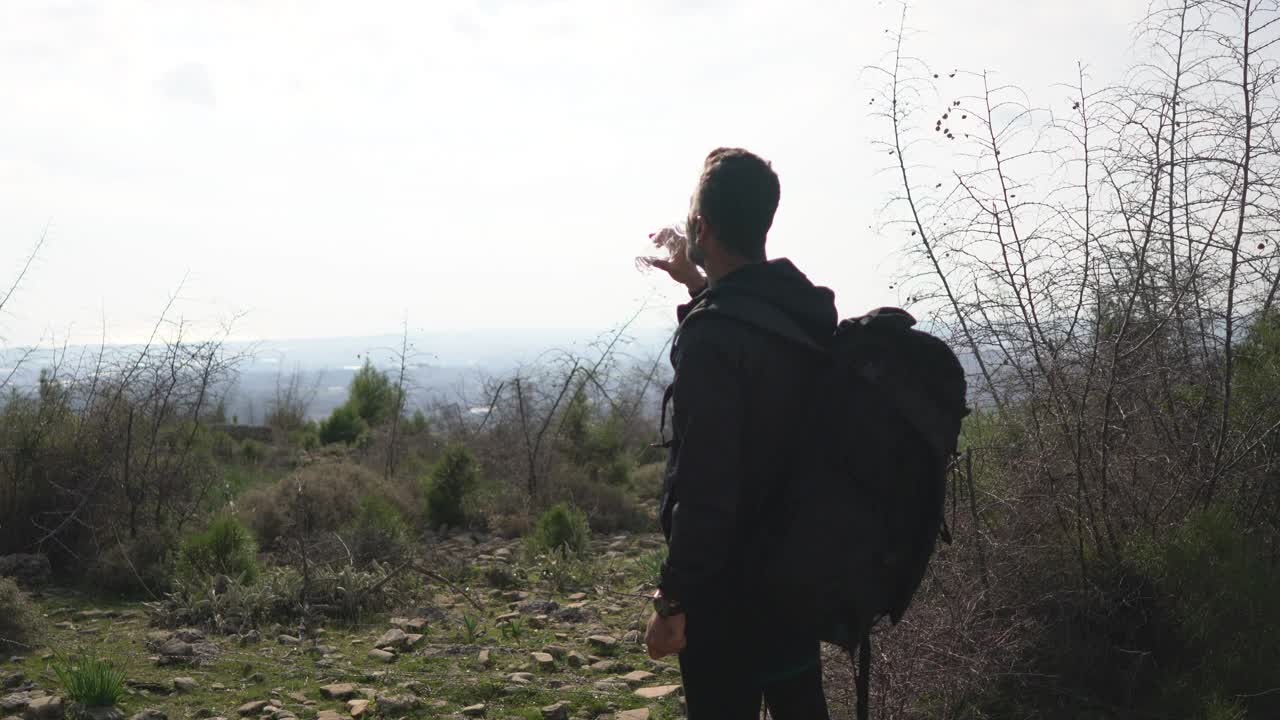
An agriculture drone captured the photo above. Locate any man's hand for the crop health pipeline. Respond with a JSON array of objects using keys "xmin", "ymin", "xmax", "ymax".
[
  {"xmin": 641, "ymin": 228, "xmax": 706, "ymax": 293},
  {"xmin": 644, "ymin": 610, "xmax": 687, "ymax": 660}
]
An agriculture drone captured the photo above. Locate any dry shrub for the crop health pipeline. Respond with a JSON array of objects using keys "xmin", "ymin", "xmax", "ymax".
[
  {"xmin": 241, "ymin": 461, "xmax": 415, "ymax": 551},
  {"xmin": 0, "ymin": 577, "xmax": 41, "ymax": 649}
]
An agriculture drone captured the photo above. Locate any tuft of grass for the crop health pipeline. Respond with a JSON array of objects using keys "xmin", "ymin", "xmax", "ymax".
[
  {"xmin": 636, "ymin": 548, "xmax": 666, "ymax": 583},
  {"xmin": 460, "ymin": 613, "xmax": 483, "ymax": 644},
  {"xmin": 50, "ymin": 654, "xmax": 127, "ymax": 708}
]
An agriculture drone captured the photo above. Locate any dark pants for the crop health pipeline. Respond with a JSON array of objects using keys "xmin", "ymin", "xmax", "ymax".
[{"xmin": 678, "ymin": 606, "xmax": 830, "ymax": 720}]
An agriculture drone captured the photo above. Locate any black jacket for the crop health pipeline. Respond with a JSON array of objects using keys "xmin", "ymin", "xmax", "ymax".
[{"xmin": 659, "ymin": 258, "xmax": 838, "ymax": 615}]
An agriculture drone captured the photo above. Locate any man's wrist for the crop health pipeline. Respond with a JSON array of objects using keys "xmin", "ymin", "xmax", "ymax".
[{"xmin": 653, "ymin": 588, "xmax": 685, "ymax": 617}]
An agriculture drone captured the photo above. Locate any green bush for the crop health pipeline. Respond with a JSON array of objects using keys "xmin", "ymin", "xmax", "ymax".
[
  {"xmin": 528, "ymin": 503, "xmax": 590, "ymax": 555},
  {"xmin": 423, "ymin": 443, "xmax": 478, "ymax": 529},
  {"xmin": 50, "ymin": 654, "xmax": 126, "ymax": 708},
  {"xmin": 352, "ymin": 495, "xmax": 407, "ymax": 563},
  {"xmin": 289, "ymin": 425, "xmax": 320, "ymax": 451},
  {"xmin": 1125, "ymin": 507, "xmax": 1280, "ymax": 715},
  {"xmin": 0, "ymin": 577, "xmax": 42, "ymax": 646},
  {"xmin": 178, "ymin": 515, "xmax": 258, "ymax": 584},
  {"xmin": 318, "ymin": 404, "xmax": 368, "ymax": 446},
  {"xmin": 631, "ymin": 462, "xmax": 666, "ymax": 502},
  {"xmin": 239, "ymin": 438, "xmax": 267, "ymax": 464}
]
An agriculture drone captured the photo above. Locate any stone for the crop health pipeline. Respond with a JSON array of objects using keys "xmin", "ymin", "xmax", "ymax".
[
  {"xmin": 236, "ymin": 702, "xmax": 269, "ymax": 717},
  {"xmin": 1, "ymin": 694, "xmax": 30, "ymax": 714},
  {"xmin": 238, "ymin": 631, "xmax": 261, "ymax": 646},
  {"xmin": 506, "ymin": 673, "xmax": 533, "ymax": 685},
  {"xmin": 460, "ymin": 705, "xmax": 485, "ymax": 718},
  {"xmin": 403, "ymin": 618, "xmax": 428, "ymax": 633},
  {"xmin": 319, "ymin": 684, "xmax": 357, "ymax": 700},
  {"xmin": 372, "ymin": 694, "xmax": 418, "ymax": 717},
  {"xmin": 128, "ymin": 711, "xmax": 166, "ymax": 720},
  {"xmin": 495, "ymin": 612, "xmax": 520, "ymax": 624},
  {"xmin": 633, "ymin": 685, "xmax": 681, "ymax": 700},
  {"xmin": 346, "ymin": 700, "xmax": 368, "ymax": 719},
  {"xmin": 586, "ymin": 635, "xmax": 618, "ymax": 652},
  {"xmin": 84, "ymin": 702, "xmax": 124, "ymax": 717},
  {"xmin": 540, "ymin": 702, "xmax": 570, "ymax": 720},
  {"xmin": 618, "ymin": 671, "xmax": 655, "ymax": 687},
  {"xmin": 315, "ymin": 712, "xmax": 347, "ymax": 720},
  {"xmin": 367, "ymin": 649, "xmax": 396, "ymax": 664},
  {"xmin": 477, "ymin": 649, "xmax": 492, "ymax": 668},
  {"xmin": 593, "ymin": 681, "xmax": 628, "ymax": 693},
  {"xmin": 403, "ymin": 634, "xmax": 424, "ymax": 649},
  {"xmin": 542, "ymin": 645, "xmax": 568, "ymax": 659},
  {"xmin": 622, "ymin": 630, "xmax": 641, "ymax": 644},
  {"xmin": 171, "ymin": 677, "xmax": 198, "ymax": 693},
  {"xmin": 616, "ymin": 710, "xmax": 649, "ymax": 720},
  {"xmin": 277, "ymin": 634, "xmax": 301, "ymax": 645},
  {"xmin": 566, "ymin": 592, "xmax": 587, "ymax": 601},
  {"xmin": 518, "ymin": 600, "xmax": 559, "ymax": 615},
  {"xmin": 589, "ymin": 660, "xmax": 619, "ymax": 673},
  {"xmin": 373, "ymin": 629, "xmax": 408, "ymax": 650},
  {"xmin": 285, "ymin": 693, "xmax": 308, "ymax": 704},
  {"xmin": 25, "ymin": 696, "xmax": 63, "ymax": 720},
  {"xmin": 157, "ymin": 639, "xmax": 194, "ymax": 658},
  {"xmin": 531, "ymin": 652, "xmax": 555, "ymax": 669}
]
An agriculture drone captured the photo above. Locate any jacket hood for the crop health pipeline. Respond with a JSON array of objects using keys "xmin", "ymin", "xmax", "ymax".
[{"xmin": 711, "ymin": 258, "xmax": 838, "ymax": 342}]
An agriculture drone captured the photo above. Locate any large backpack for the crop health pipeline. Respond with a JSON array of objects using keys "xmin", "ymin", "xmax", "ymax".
[{"xmin": 680, "ymin": 295, "xmax": 968, "ymax": 720}]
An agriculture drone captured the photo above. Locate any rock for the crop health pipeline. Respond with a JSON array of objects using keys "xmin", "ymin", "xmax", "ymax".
[
  {"xmin": 1, "ymin": 694, "xmax": 30, "ymax": 713},
  {"xmin": 84, "ymin": 708, "xmax": 123, "ymax": 720},
  {"xmin": 237, "ymin": 701, "xmax": 270, "ymax": 717},
  {"xmin": 157, "ymin": 639, "xmax": 194, "ymax": 658},
  {"xmin": 566, "ymin": 651, "xmax": 588, "ymax": 668},
  {"xmin": 25, "ymin": 695, "xmax": 63, "ymax": 720},
  {"xmin": 238, "ymin": 631, "xmax": 261, "ymax": 646},
  {"xmin": 586, "ymin": 635, "xmax": 618, "ymax": 653},
  {"xmin": 477, "ymin": 649, "xmax": 492, "ymax": 668},
  {"xmin": 277, "ymin": 635, "xmax": 301, "ymax": 646},
  {"xmin": 0, "ymin": 554, "xmax": 50, "ymax": 587},
  {"xmin": 285, "ymin": 693, "xmax": 308, "ymax": 704},
  {"xmin": 346, "ymin": 700, "xmax": 368, "ymax": 719},
  {"xmin": 1, "ymin": 675, "xmax": 23, "ymax": 692},
  {"xmin": 495, "ymin": 612, "xmax": 520, "ymax": 624},
  {"xmin": 404, "ymin": 618, "xmax": 428, "ymax": 633},
  {"xmin": 128, "ymin": 711, "xmax": 166, "ymax": 720},
  {"xmin": 373, "ymin": 629, "xmax": 408, "ymax": 651},
  {"xmin": 531, "ymin": 652, "xmax": 555, "ymax": 670},
  {"xmin": 173, "ymin": 629, "xmax": 205, "ymax": 643},
  {"xmin": 542, "ymin": 645, "xmax": 568, "ymax": 659},
  {"xmin": 367, "ymin": 649, "xmax": 395, "ymax": 664},
  {"xmin": 540, "ymin": 702, "xmax": 570, "ymax": 720},
  {"xmin": 315, "ymin": 712, "xmax": 347, "ymax": 720},
  {"xmin": 403, "ymin": 634, "xmax": 424, "ymax": 649},
  {"xmin": 589, "ymin": 660, "xmax": 619, "ymax": 673},
  {"xmin": 633, "ymin": 685, "xmax": 681, "ymax": 700},
  {"xmin": 618, "ymin": 671, "xmax": 655, "ymax": 687},
  {"xmin": 171, "ymin": 677, "xmax": 198, "ymax": 693},
  {"xmin": 593, "ymin": 681, "xmax": 628, "ymax": 693},
  {"xmin": 517, "ymin": 600, "xmax": 558, "ymax": 615},
  {"xmin": 373, "ymin": 694, "xmax": 418, "ymax": 717},
  {"xmin": 616, "ymin": 710, "xmax": 649, "ymax": 720},
  {"xmin": 319, "ymin": 684, "xmax": 357, "ymax": 701},
  {"xmin": 460, "ymin": 705, "xmax": 485, "ymax": 718},
  {"xmin": 566, "ymin": 592, "xmax": 587, "ymax": 601},
  {"xmin": 192, "ymin": 710, "xmax": 215, "ymax": 719},
  {"xmin": 622, "ymin": 630, "xmax": 641, "ymax": 644}
]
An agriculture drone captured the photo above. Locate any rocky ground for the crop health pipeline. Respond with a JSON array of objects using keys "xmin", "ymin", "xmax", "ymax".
[{"xmin": 3, "ymin": 533, "xmax": 689, "ymax": 720}]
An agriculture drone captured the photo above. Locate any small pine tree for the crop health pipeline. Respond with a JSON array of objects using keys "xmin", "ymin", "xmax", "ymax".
[
  {"xmin": 423, "ymin": 443, "xmax": 478, "ymax": 529},
  {"xmin": 318, "ymin": 404, "xmax": 368, "ymax": 445},
  {"xmin": 348, "ymin": 360, "xmax": 402, "ymax": 427}
]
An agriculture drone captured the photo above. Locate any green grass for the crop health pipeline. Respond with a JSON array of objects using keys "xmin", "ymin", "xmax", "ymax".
[{"xmin": 50, "ymin": 654, "xmax": 127, "ymax": 707}]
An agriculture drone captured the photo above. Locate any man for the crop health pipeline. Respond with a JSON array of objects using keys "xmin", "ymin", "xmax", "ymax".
[{"xmin": 643, "ymin": 148, "xmax": 837, "ymax": 719}]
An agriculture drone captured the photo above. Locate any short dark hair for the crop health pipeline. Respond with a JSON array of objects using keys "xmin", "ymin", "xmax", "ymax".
[{"xmin": 693, "ymin": 147, "xmax": 780, "ymax": 260}]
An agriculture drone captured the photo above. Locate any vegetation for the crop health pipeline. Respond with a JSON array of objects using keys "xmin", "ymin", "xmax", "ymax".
[
  {"xmin": 177, "ymin": 515, "xmax": 258, "ymax": 584},
  {"xmin": 528, "ymin": 503, "xmax": 590, "ymax": 556},
  {"xmin": 50, "ymin": 654, "xmax": 126, "ymax": 708},
  {"xmin": 423, "ymin": 443, "xmax": 478, "ymax": 529},
  {"xmin": 0, "ymin": 577, "xmax": 41, "ymax": 647}
]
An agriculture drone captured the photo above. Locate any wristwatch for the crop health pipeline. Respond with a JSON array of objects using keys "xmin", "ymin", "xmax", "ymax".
[{"xmin": 653, "ymin": 588, "xmax": 684, "ymax": 618}]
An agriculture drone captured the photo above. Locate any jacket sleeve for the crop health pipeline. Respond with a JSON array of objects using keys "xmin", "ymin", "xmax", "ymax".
[{"xmin": 659, "ymin": 318, "xmax": 745, "ymax": 614}]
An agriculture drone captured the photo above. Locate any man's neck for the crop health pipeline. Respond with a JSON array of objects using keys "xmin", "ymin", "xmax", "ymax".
[{"xmin": 706, "ymin": 254, "xmax": 764, "ymax": 286}]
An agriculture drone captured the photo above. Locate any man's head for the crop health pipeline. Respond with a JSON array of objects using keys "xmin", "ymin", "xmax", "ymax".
[{"xmin": 686, "ymin": 147, "xmax": 780, "ymax": 269}]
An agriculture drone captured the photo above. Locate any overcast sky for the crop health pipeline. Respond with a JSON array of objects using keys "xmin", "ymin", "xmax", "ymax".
[{"xmin": 1, "ymin": 0, "xmax": 1144, "ymax": 346}]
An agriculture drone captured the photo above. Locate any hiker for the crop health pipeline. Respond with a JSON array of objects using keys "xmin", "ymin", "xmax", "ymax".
[{"xmin": 643, "ymin": 148, "xmax": 838, "ymax": 719}]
